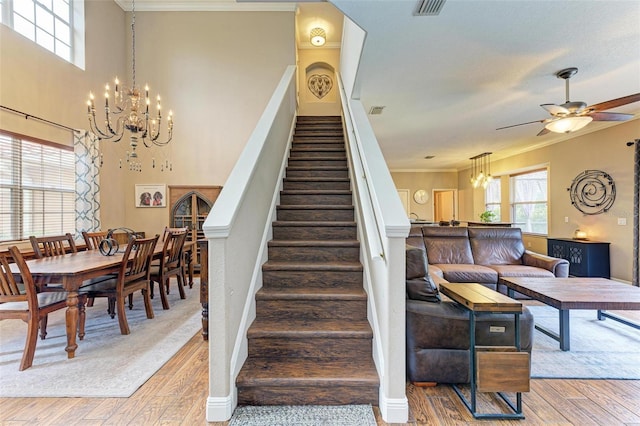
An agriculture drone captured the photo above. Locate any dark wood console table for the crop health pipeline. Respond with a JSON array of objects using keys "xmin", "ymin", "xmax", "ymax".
[{"xmin": 547, "ymin": 238, "xmax": 610, "ymax": 278}]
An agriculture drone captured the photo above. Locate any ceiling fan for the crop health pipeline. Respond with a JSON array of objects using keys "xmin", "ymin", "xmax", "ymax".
[{"xmin": 497, "ymin": 67, "xmax": 640, "ymax": 136}]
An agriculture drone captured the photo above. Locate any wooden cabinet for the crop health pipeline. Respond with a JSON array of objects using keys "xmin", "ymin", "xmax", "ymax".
[
  {"xmin": 547, "ymin": 238, "xmax": 610, "ymax": 278},
  {"xmin": 168, "ymin": 186, "xmax": 221, "ymax": 270}
]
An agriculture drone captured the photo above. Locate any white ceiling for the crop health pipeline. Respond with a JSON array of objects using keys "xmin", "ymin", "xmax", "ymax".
[
  {"xmin": 118, "ymin": 0, "xmax": 640, "ymax": 172},
  {"xmin": 330, "ymin": 0, "xmax": 640, "ymax": 171}
]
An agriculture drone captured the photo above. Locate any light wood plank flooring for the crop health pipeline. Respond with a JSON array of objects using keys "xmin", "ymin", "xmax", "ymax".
[{"xmin": 1, "ymin": 331, "xmax": 639, "ymax": 425}]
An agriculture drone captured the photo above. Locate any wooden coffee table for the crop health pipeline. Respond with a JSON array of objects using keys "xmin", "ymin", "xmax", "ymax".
[{"xmin": 499, "ymin": 277, "xmax": 640, "ymax": 351}]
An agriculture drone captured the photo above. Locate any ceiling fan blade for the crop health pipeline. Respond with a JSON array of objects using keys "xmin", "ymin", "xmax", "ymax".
[
  {"xmin": 589, "ymin": 111, "xmax": 634, "ymax": 121},
  {"xmin": 537, "ymin": 127, "xmax": 550, "ymax": 136},
  {"xmin": 541, "ymin": 103, "xmax": 569, "ymax": 116},
  {"xmin": 586, "ymin": 93, "xmax": 640, "ymax": 112},
  {"xmin": 496, "ymin": 119, "xmax": 545, "ymax": 130}
]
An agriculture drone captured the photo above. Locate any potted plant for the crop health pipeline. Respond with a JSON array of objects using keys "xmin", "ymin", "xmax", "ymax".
[{"xmin": 479, "ymin": 210, "xmax": 497, "ymax": 223}]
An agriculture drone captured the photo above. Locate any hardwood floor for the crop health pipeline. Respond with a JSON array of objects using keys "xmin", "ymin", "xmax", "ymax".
[{"xmin": 1, "ymin": 330, "xmax": 639, "ymax": 425}]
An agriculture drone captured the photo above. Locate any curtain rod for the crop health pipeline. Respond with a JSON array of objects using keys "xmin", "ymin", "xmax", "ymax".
[{"xmin": 0, "ymin": 105, "xmax": 76, "ymax": 132}]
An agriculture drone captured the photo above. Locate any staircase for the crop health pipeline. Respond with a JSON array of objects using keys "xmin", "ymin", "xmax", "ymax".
[{"xmin": 236, "ymin": 116, "xmax": 379, "ymax": 406}]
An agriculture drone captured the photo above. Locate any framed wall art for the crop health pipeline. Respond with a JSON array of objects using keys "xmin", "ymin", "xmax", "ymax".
[{"xmin": 135, "ymin": 184, "xmax": 166, "ymax": 208}]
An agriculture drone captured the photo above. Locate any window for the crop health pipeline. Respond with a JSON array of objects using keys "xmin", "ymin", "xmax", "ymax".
[
  {"xmin": 0, "ymin": 131, "xmax": 75, "ymax": 243},
  {"xmin": 484, "ymin": 177, "xmax": 501, "ymax": 222},
  {"xmin": 1, "ymin": 0, "xmax": 84, "ymax": 67},
  {"xmin": 510, "ymin": 169, "xmax": 548, "ymax": 234}
]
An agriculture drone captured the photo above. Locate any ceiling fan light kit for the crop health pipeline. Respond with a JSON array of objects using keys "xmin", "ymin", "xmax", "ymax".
[
  {"xmin": 496, "ymin": 67, "xmax": 639, "ymax": 135},
  {"xmin": 545, "ymin": 116, "xmax": 593, "ymax": 134}
]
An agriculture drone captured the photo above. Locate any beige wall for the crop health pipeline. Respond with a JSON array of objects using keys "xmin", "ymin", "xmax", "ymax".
[
  {"xmin": 0, "ymin": 0, "xmax": 128, "ymax": 229},
  {"xmin": 1, "ymin": 3, "xmax": 295, "ymax": 240},
  {"xmin": 116, "ymin": 11, "xmax": 295, "ymax": 237},
  {"xmin": 458, "ymin": 120, "xmax": 639, "ymax": 282},
  {"xmin": 297, "ymin": 48, "xmax": 341, "ymax": 116},
  {"xmin": 390, "ymin": 171, "xmax": 458, "ymax": 221}
]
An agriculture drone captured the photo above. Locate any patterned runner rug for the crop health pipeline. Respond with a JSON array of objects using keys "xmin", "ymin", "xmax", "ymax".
[{"xmin": 229, "ymin": 405, "xmax": 377, "ymax": 426}]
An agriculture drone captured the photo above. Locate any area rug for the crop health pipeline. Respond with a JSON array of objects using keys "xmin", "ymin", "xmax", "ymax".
[
  {"xmin": 528, "ymin": 304, "xmax": 640, "ymax": 379},
  {"xmin": 229, "ymin": 405, "xmax": 377, "ymax": 426},
  {"xmin": 0, "ymin": 279, "xmax": 202, "ymax": 397}
]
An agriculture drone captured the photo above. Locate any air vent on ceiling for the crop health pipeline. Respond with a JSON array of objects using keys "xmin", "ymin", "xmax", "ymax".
[
  {"xmin": 424, "ymin": 155, "xmax": 435, "ymax": 159},
  {"xmin": 369, "ymin": 106, "xmax": 385, "ymax": 115},
  {"xmin": 414, "ymin": 0, "xmax": 446, "ymax": 16}
]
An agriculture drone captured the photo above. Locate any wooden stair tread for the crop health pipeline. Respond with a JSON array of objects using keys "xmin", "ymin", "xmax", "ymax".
[
  {"xmin": 290, "ymin": 147, "xmax": 344, "ymax": 150},
  {"xmin": 286, "ymin": 166, "xmax": 347, "ymax": 170},
  {"xmin": 257, "ymin": 286, "xmax": 366, "ymax": 300},
  {"xmin": 262, "ymin": 261, "xmax": 362, "ymax": 271},
  {"xmin": 277, "ymin": 205, "xmax": 353, "ymax": 210},
  {"xmin": 272, "ymin": 221, "xmax": 355, "ymax": 227},
  {"xmin": 280, "ymin": 190, "xmax": 351, "ymax": 194},
  {"xmin": 284, "ymin": 177, "xmax": 349, "ymax": 182},
  {"xmin": 238, "ymin": 358, "xmax": 378, "ymax": 385},
  {"xmin": 268, "ymin": 240, "xmax": 359, "ymax": 247},
  {"xmin": 248, "ymin": 318, "xmax": 372, "ymax": 336}
]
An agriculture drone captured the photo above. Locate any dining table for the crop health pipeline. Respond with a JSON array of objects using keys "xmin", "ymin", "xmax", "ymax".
[{"xmin": 9, "ymin": 239, "xmax": 196, "ymax": 359}]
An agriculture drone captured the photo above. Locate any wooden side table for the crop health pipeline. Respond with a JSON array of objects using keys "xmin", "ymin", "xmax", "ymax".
[{"xmin": 439, "ymin": 283, "xmax": 529, "ymax": 420}]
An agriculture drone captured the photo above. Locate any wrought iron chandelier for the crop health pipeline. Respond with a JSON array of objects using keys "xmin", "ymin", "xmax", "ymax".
[
  {"xmin": 469, "ymin": 152, "xmax": 493, "ymax": 189},
  {"xmin": 86, "ymin": 0, "xmax": 173, "ymax": 171}
]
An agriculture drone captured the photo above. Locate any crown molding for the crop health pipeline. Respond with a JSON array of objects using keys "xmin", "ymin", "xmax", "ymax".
[{"xmin": 115, "ymin": 1, "xmax": 297, "ymax": 12}]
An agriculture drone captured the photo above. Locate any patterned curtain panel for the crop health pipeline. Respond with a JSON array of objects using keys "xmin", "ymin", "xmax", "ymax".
[
  {"xmin": 74, "ymin": 130, "xmax": 101, "ymax": 237},
  {"xmin": 634, "ymin": 139, "xmax": 639, "ymax": 287}
]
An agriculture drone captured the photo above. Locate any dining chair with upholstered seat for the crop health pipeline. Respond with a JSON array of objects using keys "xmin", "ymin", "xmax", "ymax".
[
  {"xmin": 0, "ymin": 247, "xmax": 84, "ymax": 370},
  {"xmin": 79, "ymin": 235, "xmax": 159, "ymax": 335},
  {"xmin": 150, "ymin": 228, "xmax": 188, "ymax": 310}
]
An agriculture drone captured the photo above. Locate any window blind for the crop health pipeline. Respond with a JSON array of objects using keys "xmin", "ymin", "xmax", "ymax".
[{"xmin": 0, "ymin": 131, "xmax": 75, "ymax": 243}]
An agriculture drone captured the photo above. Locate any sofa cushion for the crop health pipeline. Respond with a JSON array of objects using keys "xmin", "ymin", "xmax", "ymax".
[
  {"xmin": 406, "ymin": 245, "xmax": 440, "ymax": 302},
  {"xmin": 489, "ymin": 264, "xmax": 555, "ymax": 279},
  {"xmin": 422, "ymin": 226, "xmax": 474, "ymax": 264},
  {"xmin": 468, "ymin": 227, "xmax": 526, "ymax": 265},
  {"xmin": 434, "ymin": 263, "xmax": 498, "ymax": 284}
]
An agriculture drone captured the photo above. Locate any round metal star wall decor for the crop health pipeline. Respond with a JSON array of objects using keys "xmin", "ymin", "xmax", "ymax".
[{"xmin": 567, "ymin": 169, "xmax": 616, "ymax": 215}]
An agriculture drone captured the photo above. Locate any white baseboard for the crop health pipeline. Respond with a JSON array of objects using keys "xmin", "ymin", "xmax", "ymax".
[
  {"xmin": 206, "ymin": 395, "xmax": 235, "ymax": 422},
  {"xmin": 379, "ymin": 392, "xmax": 409, "ymax": 423}
]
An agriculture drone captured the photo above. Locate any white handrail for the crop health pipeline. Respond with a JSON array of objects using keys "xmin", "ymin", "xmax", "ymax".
[{"xmin": 338, "ymin": 76, "xmax": 386, "ymax": 261}]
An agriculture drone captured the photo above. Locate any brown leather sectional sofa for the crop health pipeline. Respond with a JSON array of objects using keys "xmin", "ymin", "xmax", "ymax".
[
  {"xmin": 407, "ymin": 226, "xmax": 569, "ymax": 294},
  {"xmin": 404, "ymin": 226, "xmax": 569, "ymax": 384}
]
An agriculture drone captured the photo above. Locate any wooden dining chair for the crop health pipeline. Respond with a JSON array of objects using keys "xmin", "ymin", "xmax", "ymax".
[
  {"xmin": 164, "ymin": 226, "xmax": 193, "ymax": 286},
  {"xmin": 29, "ymin": 233, "xmax": 79, "ymax": 293},
  {"xmin": 82, "ymin": 230, "xmax": 109, "ymax": 251},
  {"xmin": 162, "ymin": 226, "xmax": 193, "ymax": 288},
  {"xmin": 0, "ymin": 247, "xmax": 80, "ymax": 370},
  {"xmin": 29, "ymin": 233, "xmax": 78, "ymax": 258},
  {"xmin": 79, "ymin": 235, "xmax": 159, "ymax": 335},
  {"xmin": 150, "ymin": 228, "xmax": 188, "ymax": 310},
  {"xmin": 81, "ymin": 230, "xmax": 116, "ymax": 309}
]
